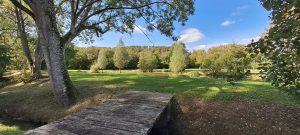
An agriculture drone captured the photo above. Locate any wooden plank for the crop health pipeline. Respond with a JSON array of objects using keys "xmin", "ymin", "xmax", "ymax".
[{"xmin": 25, "ymin": 91, "xmax": 173, "ymax": 135}]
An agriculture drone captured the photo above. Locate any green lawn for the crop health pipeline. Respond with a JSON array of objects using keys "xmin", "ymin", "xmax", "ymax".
[
  {"xmin": 70, "ymin": 70, "xmax": 299, "ymax": 106},
  {"xmin": 0, "ymin": 70, "xmax": 299, "ymax": 134}
]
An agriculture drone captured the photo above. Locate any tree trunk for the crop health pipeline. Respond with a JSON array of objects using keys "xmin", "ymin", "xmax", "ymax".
[
  {"xmin": 33, "ymin": 37, "xmax": 43, "ymax": 79},
  {"xmin": 15, "ymin": 6, "xmax": 34, "ymax": 72},
  {"xmin": 32, "ymin": 1, "xmax": 76, "ymax": 107}
]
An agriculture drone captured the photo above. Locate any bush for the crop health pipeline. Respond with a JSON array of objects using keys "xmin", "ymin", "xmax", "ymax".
[
  {"xmin": 200, "ymin": 44, "xmax": 251, "ymax": 80},
  {"xmin": 0, "ymin": 44, "xmax": 10, "ymax": 78},
  {"xmin": 187, "ymin": 71, "xmax": 200, "ymax": 78},
  {"xmin": 89, "ymin": 64, "xmax": 99, "ymax": 73}
]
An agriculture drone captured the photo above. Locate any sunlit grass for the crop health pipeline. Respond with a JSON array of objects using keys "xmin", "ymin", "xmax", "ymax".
[
  {"xmin": 0, "ymin": 70, "xmax": 299, "ymax": 129},
  {"xmin": 69, "ymin": 70, "xmax": 299, "ymax": 106},
  {"xmin": 0, "ymin": 118, "xmax": 36, "ymax": 135},
  {"xmin": 0, "ymin": 124, "xmax": 22, "ymax": 135}
]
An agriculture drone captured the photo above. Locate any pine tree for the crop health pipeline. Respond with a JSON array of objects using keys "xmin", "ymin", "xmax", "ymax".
[
  {"xmin": 138, "ymin": 50, "xmax": 159, "ymax": 72},
  {"xmin": 113, "ymin": 39, "xmax": 129, "ymax": 73},
  {"xmin": 169, "ymin": 42, "xmax": 188, "ymax": 73},
  {"xmin": 97, "ymin": 49, "xmax": 109, "ymax": 73}
]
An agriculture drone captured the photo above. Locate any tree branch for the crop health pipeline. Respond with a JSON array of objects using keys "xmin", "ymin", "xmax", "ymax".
[{"xmin": 10, "ymin": 0, "xmax": 35, "ymax": 20}]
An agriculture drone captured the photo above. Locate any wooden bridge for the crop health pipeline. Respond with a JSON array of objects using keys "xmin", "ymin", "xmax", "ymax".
[{"xmin": 25, "ymin": 91, "xmax": 173, "ymax": 135}]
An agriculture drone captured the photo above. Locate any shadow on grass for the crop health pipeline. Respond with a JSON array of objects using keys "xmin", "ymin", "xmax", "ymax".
[
  {"xmin": 69, "ymin": 71, "xmax": 300, "ymax": 106},
  {"xmin": 0, "ymin": 71, "xmax": 298, "ymax": 126},
  {"xmin": 0, "ymin": 118, "xmax": 37, "ymax": 135}
]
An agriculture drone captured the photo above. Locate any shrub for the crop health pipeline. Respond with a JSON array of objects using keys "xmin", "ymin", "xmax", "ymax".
[
  {"xmin": 0, "ymin": 44, "xmax": 10, "ymax": 78},
  {"xmin": 187, "ymin": 71, "xmax": 200, "ymax": 78},
  {"xmin": 90, "ymin": 64, "xmax": 99, "ymax": 73}
]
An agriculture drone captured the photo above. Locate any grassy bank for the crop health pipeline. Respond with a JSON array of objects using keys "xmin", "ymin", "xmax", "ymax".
[
  {"xmin": 0, "ymin": 118, "xmax": 36, "ymax": 135},
  {"xmin": 0, "ymin": 70, "xmax": 299, "ymax": 134}
]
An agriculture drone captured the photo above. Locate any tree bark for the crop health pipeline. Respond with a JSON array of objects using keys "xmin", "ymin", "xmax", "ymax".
[
  {"xmin": 15, "ymin": 6, "xmax": 34, "ymax": 72},
  {"xmin": 15, "ymin": 6, "xmax": 43, "ymax": 79},
  {"xmin": 33, "ymin": 37, "xmax": 43, "ymax": 79},
  {"xmin": 30, "ymin": 0, "xmax": 76, "ymax": 107}
]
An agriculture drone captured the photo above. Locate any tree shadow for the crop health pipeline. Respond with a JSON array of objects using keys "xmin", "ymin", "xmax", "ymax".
[{"xmin": 69, "ymin": 72, "xmax": 299, "ymax": 106}]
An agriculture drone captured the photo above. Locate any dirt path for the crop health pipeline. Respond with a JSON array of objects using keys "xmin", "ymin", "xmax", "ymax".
[{"xmin": 172, "ymin": 98, "xmax": 300, "ymax": 135}]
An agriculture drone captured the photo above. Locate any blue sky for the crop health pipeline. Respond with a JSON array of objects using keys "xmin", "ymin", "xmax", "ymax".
[{"xmin": 77, "ymin": 0, "xmax": 270, "ymax": 51}]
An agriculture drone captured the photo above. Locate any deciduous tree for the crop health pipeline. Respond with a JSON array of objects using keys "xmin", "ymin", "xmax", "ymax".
[
  {"xmin": 138, "ymin": 50, "xmax": 159, "ymax": 72},
  {"xmin": 113, "ymin": 39, "xmax": 129, "ymax": 72},
  {"xmin": 11, "ymin": 0, "xmax": 195, "ymax": 106},
  {"xmin": 249, "ymin": 0, "xmax": 300, "ymax": 90},
  {"xmin": 169, "ymin": 42, "xmax": 188, "ymax": 73},
  {"xmin": 97, "ymin": 49, "xmax": 110, "ymax": 73},
  {"xmin": 0, "ymin": 43, "xmax": 10, "ymax": 78}
]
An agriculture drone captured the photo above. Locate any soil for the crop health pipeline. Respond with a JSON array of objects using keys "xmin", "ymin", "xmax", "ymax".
[{"xmin": 172, "ymin": 97, "xmax": 300, "ymax": 135}]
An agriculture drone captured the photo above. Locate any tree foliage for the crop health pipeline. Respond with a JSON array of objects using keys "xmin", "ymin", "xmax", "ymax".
[
  {"xmin": 0, "ymin": 43, "xmax": 10, "ymax": 77},
  {"xmin": 195, "ymin": 45, "xmax": 251, "ymax": 80},
  {"xmin": 138, "ymin": 50, "xmax": 159, "ymax": 72},
  {"xmin": 97, "ymin": 49, "xmax": 110, "ymax": 71},
  {"xmin": 113, "ymin": 39, "xmax": 129, "ymax": 70},
  {"xmin": 249, "ymin": 0, "xmax": 300, "ymax": 89},
  {"xmin": 169, "ymin": 42, "xmax": 188, "ymax": 73},
  {"xmin": 10, "ymin": 0, "xmax": 195, "ymax": 106}
]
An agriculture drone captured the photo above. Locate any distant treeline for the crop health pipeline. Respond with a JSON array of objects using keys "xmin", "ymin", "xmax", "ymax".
[
  {"xmin": 65, "ymin": 45, "xmax": 173, "ymax": 70},
  {"xmin": 65, "ymin": 43, "xmax": 261, "ymax": 72}
]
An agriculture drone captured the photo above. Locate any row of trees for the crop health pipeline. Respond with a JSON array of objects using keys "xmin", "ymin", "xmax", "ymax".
[
  {"xmin": 66, "ymin": 40, "xmax": 254, "ymax": 79},
  {"xmin": 91, "ymin": 40, "xmax": 188, "ymax": 73}
]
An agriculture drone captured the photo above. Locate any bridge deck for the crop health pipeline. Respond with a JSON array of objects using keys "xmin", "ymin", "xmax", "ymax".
[{"xmin": 25, "ymin": 91, "xmax": 173, "ymax": 135}]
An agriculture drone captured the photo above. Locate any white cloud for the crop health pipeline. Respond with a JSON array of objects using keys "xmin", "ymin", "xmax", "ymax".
[
  {"xmin": 133, "ymin": 25, "xmax": 147, "ymax": 33},
  {"xmin": 192, "ymin": 43, "xmax": 229, "ymax": 51},
  {"xmin": 178, "ymin": 28, "xmax": 204, "ymax": 43},
  {"xmin": 231, "ymin": 5, "xmax": 248, "ymax": 16},
  {"xmin": 231, "ymin": 11, "xmax": 240, "ymax": 16},
  {"xmin": 221, "ymin": 20, "xmax": 236, "ymax": 27},
  {"xmin": 236, "ymin": 5, "xmax": 249, "ymax": 10}
]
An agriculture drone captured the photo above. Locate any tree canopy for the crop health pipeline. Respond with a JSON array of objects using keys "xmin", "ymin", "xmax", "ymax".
[
  {"xmin": 138, "ymin": 49, "xmax": 159, "ymax": 72},
  {"xmin": 113, "ymin": 39, "xmax": 129, "ymax": 70},
  {"xmin": 249, "ymin": 0, "xmax": 300, "ymax": 89},
  {"xmin": 97, "ymin": 49, "xmax": 110, "ymax": 71},
  {"xmin": 169, "ymin": 42, "xmax": 188, "ymax": 73},
  {"xmin": 9, "ymin": 0, "xmax": 195, "ymax": 106},
  {"xmin": 0, "ymin": 43, "xmax": 10, "ymax": 77}
]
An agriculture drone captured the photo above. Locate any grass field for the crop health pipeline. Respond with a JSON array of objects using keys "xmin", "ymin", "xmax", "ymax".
[
  {"xmin": 0, "ymin": 70, "xmax": 299, "ymax": 134},
  {"xmin": 70, "ymin": 70, "xmax": 299, "ymax": 105}
]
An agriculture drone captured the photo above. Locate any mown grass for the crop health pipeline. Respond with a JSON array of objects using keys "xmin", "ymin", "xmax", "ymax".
[
  {"xmin": 0, "ymin": 70, "xmax": 299, "ymax": 134},
  {"xmin": 70, "ymin": 70, "xmax": 299, "ymax": 106}
]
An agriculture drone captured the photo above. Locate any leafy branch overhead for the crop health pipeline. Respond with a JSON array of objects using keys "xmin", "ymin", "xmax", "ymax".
[
  {"xmin": 12, "ymin": 0, "xmax": 195, "ymax": 45},
  {"xmin": 249, "ymin": 0, "xmax": 300, "ymax": 89}
]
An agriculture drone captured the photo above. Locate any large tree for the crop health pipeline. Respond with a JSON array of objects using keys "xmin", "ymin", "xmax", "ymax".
[
  {"xmin": 97, "ymin": 49, "xmax": 110, "ymax": 73},
  {"xmin": 169, "ymin": 42, "xmax": 188, "ymax": 73},
  {"xmin": 249, "ymin": 0, "xmax": 300, "ymax": 90},
  {"xmin": 14, "ymin": 6, "xmax": 43, "ymax": 79},
  {"xmin": 138, "ymin": 50, "xmax": 159, "ymax": 72},
  {"xmin": 113, "ymin": 39, "xmax": 129, "ymax": 72},
  {"xmin": 1, "ymin": 1, "xmax": 43, "ymax": 79},
  {"xmin": 11, "ymin": 0, "xmax": 195, "ymax": 106}
]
